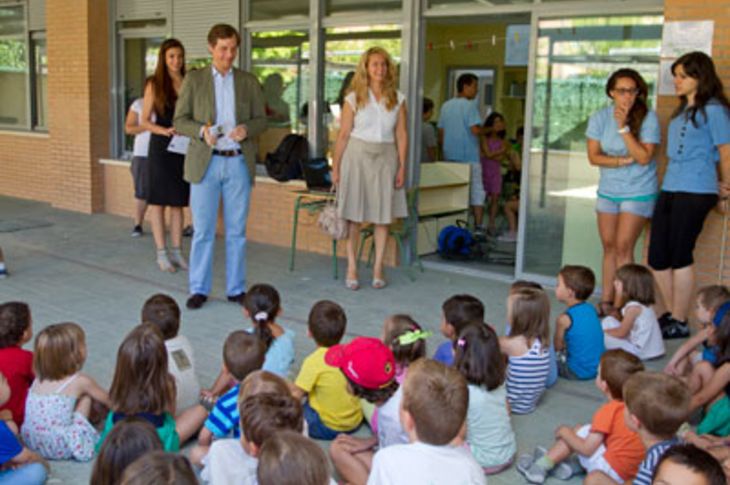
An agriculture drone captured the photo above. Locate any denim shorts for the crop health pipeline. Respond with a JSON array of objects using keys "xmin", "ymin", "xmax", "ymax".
[{"xmin": 595, "ymin": 196, "xmax": 655, "ymax": 219}]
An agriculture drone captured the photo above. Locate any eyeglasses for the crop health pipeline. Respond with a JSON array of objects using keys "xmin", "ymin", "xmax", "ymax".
[{"xmin": 613, "ymin": 88, "xmax": 639, "ymax": 96}]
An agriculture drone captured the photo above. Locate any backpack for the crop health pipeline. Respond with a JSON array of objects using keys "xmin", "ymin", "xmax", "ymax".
[
  {"xmin": 437, "ymin": 222, "xmax": 475, "ymax": 260},
  {"xmin": 265, "ymin": 134, "xmax": 309, "ymax": 182}
]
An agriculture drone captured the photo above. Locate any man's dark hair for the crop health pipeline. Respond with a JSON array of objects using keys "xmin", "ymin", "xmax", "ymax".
[{"xmin": 457, "ymin": 73, "xmax": 478, "ymax": 93}]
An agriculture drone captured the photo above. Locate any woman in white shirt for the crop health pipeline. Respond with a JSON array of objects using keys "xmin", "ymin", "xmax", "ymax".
[
  {"xmin": 125, "ymin": 98, "xmax": 152, "ymax": 238},
  {"xmin": 332, "ymin": 47, "xmax": 408, "ymax": 291}
]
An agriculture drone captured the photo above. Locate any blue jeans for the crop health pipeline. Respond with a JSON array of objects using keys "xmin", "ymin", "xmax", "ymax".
[
  {"xmin": 303, "ymin": 400, "xmax": 360, "ymax": 440},
  {"xmin": 0, "ymin": 463, "xmax": 47, "ymax": 485},
  {"xmin": 189, "ymin": 155, "xmax": 251, "ymax": 296}
]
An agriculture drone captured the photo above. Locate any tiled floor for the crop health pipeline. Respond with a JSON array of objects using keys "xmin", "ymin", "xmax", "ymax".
[{"xmin": 0, "ymin": 196, "xmax": 679, "ymax": 484}]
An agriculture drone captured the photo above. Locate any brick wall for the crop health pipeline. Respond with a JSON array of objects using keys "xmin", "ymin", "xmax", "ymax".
[
  {"xmin": 0, "ymin": 133, "xmax": 51, "ymax": 203},
  {"xmin": 659, "ymin": 0, "xmax": 730, "ymax": 287}
]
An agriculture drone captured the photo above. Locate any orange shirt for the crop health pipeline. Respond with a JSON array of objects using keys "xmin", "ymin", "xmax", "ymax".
[{"xmin": 591, "ymin": 400, "xmax": 645, "ymax": 481}]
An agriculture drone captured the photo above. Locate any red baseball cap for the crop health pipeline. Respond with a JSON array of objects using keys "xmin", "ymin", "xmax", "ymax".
[{"xmin": 325, "ymin": 337, "xmax": 396, "ymax": 389}]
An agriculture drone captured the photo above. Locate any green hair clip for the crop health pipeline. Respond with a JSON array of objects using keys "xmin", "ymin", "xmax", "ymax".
[{"xmin": 396, "ymin": 329, "xmax": 433, "ymax": 346}]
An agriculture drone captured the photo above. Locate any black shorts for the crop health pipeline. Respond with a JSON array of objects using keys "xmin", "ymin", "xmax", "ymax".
[
  {"xmin": 648, "ymin": 191, "xmax": 717, "ymax": 270},
  {"xmin": 130, "ymin": 156, "xmax": 149, "ymax": 200}
]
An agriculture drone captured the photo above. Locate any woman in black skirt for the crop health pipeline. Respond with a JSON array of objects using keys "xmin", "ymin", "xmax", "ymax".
[{"xmin": 141, "ymin": 38, "xmax": 190, "ymax": 272}]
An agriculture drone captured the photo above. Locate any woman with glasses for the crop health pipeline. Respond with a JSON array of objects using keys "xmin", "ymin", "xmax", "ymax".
[
  {"xmin": 648, "ymin": 52, "xmax": 730, "ymax": 339},
  {"xmin": 586, "ymin": 69, "xmax": 660, "ymax": 318}
]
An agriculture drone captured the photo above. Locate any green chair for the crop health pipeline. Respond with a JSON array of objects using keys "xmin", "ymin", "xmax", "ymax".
[{"xmin": 357, "ymin": 187, "xmax": 424, "ymax": 281}]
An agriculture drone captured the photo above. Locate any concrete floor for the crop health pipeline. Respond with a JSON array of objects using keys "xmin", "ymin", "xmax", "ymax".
[{"xmin": 0, "ymin": 195, "xmax": 679, "ymax": 484}]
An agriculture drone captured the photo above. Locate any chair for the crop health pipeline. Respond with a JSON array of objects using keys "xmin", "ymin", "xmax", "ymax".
[{"xmin": 357, "ymin": 187, "xmax": 424, "ymax": 281}]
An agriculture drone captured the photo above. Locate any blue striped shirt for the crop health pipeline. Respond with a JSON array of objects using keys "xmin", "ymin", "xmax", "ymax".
[
  {"xmin": 506, "ymin": 339, "xmax": 550, "ymax": 414},
  {"xmin": 633, "ymin": 438, "xmax": 680, "ymax": 485},
  {"xmin": 204, "ymin": 384, "xmax": 241, "ymax": 438}
]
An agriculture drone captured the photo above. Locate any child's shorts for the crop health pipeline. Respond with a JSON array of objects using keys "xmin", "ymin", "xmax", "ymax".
[
  {"xmin": 468, "ymin": 162, "xmax": 486, "ymax": 206},
  {"xmin": 576, "ymin": 425, "xmax": 623, "ymax": 483}
]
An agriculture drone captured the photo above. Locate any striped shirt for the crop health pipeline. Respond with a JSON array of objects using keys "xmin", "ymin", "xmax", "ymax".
[
  {"xmin": 633, "ymin": 438, "xmax": 680, "ymax": 485},
  {"xmin": 205, "ymin": 384, "xmax": 241, "ymax": 438},
  {"xmin": 506, "ymin": 339, "xmax": 550, "ymax": 414}
]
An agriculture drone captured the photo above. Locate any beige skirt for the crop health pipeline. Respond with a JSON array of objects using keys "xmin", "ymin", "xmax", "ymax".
[{"xmin": 337, "ymin": 137, "xmax": 408, "ymax": 225}]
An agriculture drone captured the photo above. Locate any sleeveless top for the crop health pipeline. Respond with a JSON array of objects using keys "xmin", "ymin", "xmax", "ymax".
[
  {"xmin": 564, "ymin": 302, "xmax": 605, "ymax": 379},
  {"xmin": 506, "ymin": 339, "xmax": 550, "ymax": 414}
]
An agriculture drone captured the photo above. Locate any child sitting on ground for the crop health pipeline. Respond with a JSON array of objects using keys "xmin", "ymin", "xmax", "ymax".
[
  {"xmin": 517, "ymin": 349, "xmax": 645, "ymax": 484},
  {"xmin": 665, "ymin": 286, "xmax": 730, "ymax": 393},
  {"xmin": 328, "ymin": 337, "xmax": 409, "ymax": 485},
  {"xmin": 0, "ymin": 371, "xmax": 47, "ymax": 484},
  {"xmin": 201, "ymin": 392, "xmax": 303, "ymax": 484},
  {"xmin": 204, "ymin": 284, "xmax": 295, "ymax": 398},
  {"xmin": 0, "ymin": 301, "xmax": 34, "ymax": 428},
  {"xmin": 454, "ymin": 323, "xmax": 516, "ymax": 474},
  {"xmin": 293, "ymin": 300, "xmax": 363, "ymax": 440},
  {"xmin": 651, "ymin": 443, "xmax": 726, "ymax": 485},
  {"xmin": 619, "ymin": 372, "xmax": 690, "ymax": 485},
  {"xmin": 141, "ymin": 293, "xmax": 201, "ymax": 412},
  {"xmin": 22, "ymin": 323, "xmax": 111, "ymax": 462},
  {"xmin": 554, "ymin": 265, "xmax": 605, "ymax": 380},
  {"xmin": 120, "ymin": 450, "xmax": 198, "ymax": 485},
  {"xmin": 257, "ymin": 430, "xmax": 336, "ymax": 485},
  {"xmin": 91, "ymin": 417, "xmax": 163, "ymax": 485},
  {"xmin": 96, "ymin": 324, "xmax": 207, "ymax": 452},
  {"xmin": 688, "ymin": 304, "xmax": 730, "ymax": 436},
  {"xmin": 433, "ymin": 294, "xmax": 484, "ymax": 365},
  {"xmin": 191, "ymin": 331, "xmax": 266, "ymax": 463},
  {"xmin": 367, "ymin": 359, "xmax": 486, "ymax": 485},
  {"xmin": 366, "ymin": 315, "xmax": 430, "ymax": 435},
  {"xmin": 602, "ymin": 264, "xmax": 665, "ymax": 360},
  {"xmin": 506, "ymin": 280, "xmax": 558, "ymax": 387},
  {"xmin": 500, "ymin": 287, "xmax": 552, "ymax": 414}
]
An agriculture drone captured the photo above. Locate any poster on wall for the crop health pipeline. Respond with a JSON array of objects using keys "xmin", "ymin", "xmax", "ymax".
[
  {"xmin": 658, "ymin": 20, "xmax": 713, "ymax": 95},
  {"xmin": 505, "ymin": 24, "xmax": 530, "ymax": 67}
]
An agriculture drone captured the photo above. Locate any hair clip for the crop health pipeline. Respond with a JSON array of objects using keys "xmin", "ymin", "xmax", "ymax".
[
  {"xmin": 456, "ymin": 338, "xmax": 466, "ymax": 348},
  {"xmin": 254, "ymin": 311, "xmax": 268, "ymax": 322},
  {"xmin": 396, "ymin": 329, "xmax": 433, "ymax": 346}
]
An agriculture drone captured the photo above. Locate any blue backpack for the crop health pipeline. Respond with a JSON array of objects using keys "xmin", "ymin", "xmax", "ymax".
[{"xmin": 437, "ymin": 223, "xmax": 474, "ymax": 259}]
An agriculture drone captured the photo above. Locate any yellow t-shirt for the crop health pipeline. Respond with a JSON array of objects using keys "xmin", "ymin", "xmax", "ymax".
[{"xmin": 295, "ymin": 347, "xmax": 363, "ymax": 430}]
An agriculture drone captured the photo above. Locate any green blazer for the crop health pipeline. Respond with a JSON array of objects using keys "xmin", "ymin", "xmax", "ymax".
[{"xmin": 173, "ymin": 66, "xmax": 268, "ymax": 184}]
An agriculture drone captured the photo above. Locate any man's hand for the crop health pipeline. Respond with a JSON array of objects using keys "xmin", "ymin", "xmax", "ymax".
[
  {"xmin": 203, "ymin": 126, "xmax": 217, "ymax": 147},
  {"xmin": 229, "ymin": 124, "xmax": 248, "ymax": 143}
]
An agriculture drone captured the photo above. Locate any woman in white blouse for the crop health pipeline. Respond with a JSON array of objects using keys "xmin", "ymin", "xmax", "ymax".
[{"xmin": 332, "ymin": 47, "xmax": 408, "ymax": 290}]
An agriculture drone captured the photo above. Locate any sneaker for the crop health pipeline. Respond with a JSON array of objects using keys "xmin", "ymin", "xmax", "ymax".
[
  {"xmin": 131, "ymin": 225, "xmax": 143, "ymax": 237},
  {"xmin": 183, "ymin": 225, "xmax": 194, "ymax": 237},
  {"xmin": 0, "ymin": 265, "xmax": 6, "ymax": 279},
  {"xmin": 552, "ymin": 456, "xmax": 583, "ymax": 480},
  {"xmin": 497, "ymin": 231, "xmax": 517, "ymax": 243},
  {"xmin": 516, "ymin": 447, "xmax": 548, "ymax": 482},
  {"xmin": 517, "ymin": 461, "xmax": 549, "ymax": 484},
  {"xmin": 473, "ymin": 226, "xmax": 486, "ymax": 241},
  {"xmin": 658, "ymin": 312, "xmax": 672, "ymax": 330},
  {"xmin": 662, "ymin": 319, "xmax": 689, "ymax": 339}
]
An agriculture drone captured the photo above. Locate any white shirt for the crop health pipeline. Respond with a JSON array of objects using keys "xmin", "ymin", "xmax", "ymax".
[
  {"xmin": 367, "ymin": 441, "xmax": 487, "ymax": 485},
  {"xmin": 377, "ymin": 386, "xmax": 410, "ymax": 448},
  {"xmin": 130, "ymin": 98, "xmax": 152, "ymax": 157},
  {"xmin": 212, "ymin": 65, "xmax": 239, "ymax": 151},
  {"xmin": 625, "ymin": 301, "xmax": 665, "ymax": 360},
  {"xmin": 165, "ymin": 335, "xmax": 201, "ymax": 412},
  {"xmin": 200, "ymin": 439, "xmax": 258, "ymax": 485},
  {"xmin": 346, "ymin": 90, "xmax": 405, "ymax": 143}
]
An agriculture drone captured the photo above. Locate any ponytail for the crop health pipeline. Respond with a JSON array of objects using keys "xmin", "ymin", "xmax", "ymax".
[{"xmin": 244, "ymin": 284, "xmax": 281, "ymax": 351}]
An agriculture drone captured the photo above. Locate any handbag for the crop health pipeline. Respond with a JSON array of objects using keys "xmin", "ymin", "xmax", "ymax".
[{"xmin": 317, "ymin": 190, "xmax": 349, "ymax": 240}]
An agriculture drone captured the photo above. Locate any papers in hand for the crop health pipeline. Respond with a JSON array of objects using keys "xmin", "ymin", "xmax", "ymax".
[{"xmin": 168, "ymin": 135, "xmax": 191, "ymax": 155}]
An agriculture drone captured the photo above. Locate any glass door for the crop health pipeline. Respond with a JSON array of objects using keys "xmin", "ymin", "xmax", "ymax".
[{"xmin": 520, "ymin": 15, "xmax": 663, "ymax": 280}]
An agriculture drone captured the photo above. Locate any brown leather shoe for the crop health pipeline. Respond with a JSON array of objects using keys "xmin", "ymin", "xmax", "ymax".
[{"xmin": 186, "ymin": 293, "xmax": 208, "ymax": 310}]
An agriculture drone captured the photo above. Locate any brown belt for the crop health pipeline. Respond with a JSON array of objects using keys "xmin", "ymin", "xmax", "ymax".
[{"xmin": 212, "ymin": 149, "xmax": 242, "ymax": 157}]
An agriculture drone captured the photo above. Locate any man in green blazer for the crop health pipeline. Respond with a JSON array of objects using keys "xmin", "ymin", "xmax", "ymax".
[{"xmin": 174, "ymin": 24, "xmax": 267, "ymax": 310}]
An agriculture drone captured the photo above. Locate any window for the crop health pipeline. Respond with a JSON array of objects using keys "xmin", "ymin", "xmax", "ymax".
[
  {"xmin": 250, "ymin": 0, "xmax": 308, "ymax": 21},
  {"xmin": 0, "ymin": 4, "xmax": 28, "ymax": 128},
  {"xmin": 31, "ymin": 34, "xmax": 47, "ymax": 130},
  {"xmin": 251, "ymin": 30, "xmax": 310, "ymax": 163}
]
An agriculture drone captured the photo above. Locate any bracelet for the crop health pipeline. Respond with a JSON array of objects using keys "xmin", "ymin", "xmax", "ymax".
[{"xmin": 617, "ymin": 126, "xmax": 630, "ymax": 134}]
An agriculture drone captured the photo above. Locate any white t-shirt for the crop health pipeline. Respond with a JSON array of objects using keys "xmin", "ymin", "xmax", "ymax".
[
  {"xmin": 625, "ymin": 301, "xmax": 665, "ymax": 360},
  {"xmin": 346, "ymin": 90, "xmax": 405, "ymax": 143},
  {"xmin": 200, "ymin": 439, "xmax": 257, "ymax": 485},
  {"xmin": 165, "ymin": 335, "xmax": 201, "ymax": 412},
  {"xmin": 130, "ymin": 98, "xmax": 152, "ymax": 158},
  {"xmin": 377, "ymin": 386, "xmax": 409, "ymax": 448},
  {"xmin": 367, "ymin": 441, "xmax": 487, "ymax": 485}
]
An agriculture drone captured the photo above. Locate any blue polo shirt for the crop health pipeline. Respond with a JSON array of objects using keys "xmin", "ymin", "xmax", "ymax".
[
  {"xmin": 663, "ymin": 101, "xmax": 730, "ymax": 194},
  {"xmin": 586, "ymin": 106, "xmax": 660, "ymax": 199},
  {"xmin": 437, "ymin": 97, "xmax": 482, "ymax": 163}
]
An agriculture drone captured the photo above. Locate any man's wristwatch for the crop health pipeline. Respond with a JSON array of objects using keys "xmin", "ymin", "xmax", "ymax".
[{"xmin": 617, "ymin": 126, "xmax": 630, "ymax": 134}]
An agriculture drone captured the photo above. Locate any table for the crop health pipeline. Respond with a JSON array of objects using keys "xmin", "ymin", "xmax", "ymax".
[{"xmin": 288, "ymin": 190, "xmax": 339, "ymax": 279}]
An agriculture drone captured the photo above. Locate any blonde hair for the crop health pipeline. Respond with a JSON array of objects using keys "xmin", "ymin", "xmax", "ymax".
[
  {"xmin": 34, "ymin": 322, "xmax": 86, "ymax": 381},
  {"xmin": 349, "ymin": 47, "xmax": 399, "ymax": 111},
  {"xmin": 237, "ymin": 370, "xmax": 291, "ymax": 408},
  {"xmin": 509, "ymin": 287, "xmax": 550, "ymax": 346}
]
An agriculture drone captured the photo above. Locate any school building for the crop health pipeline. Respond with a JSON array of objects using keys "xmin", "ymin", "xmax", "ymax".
[{"xmin": 1, "ymin": 0, "xmax": 729, "ymax": 292}]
